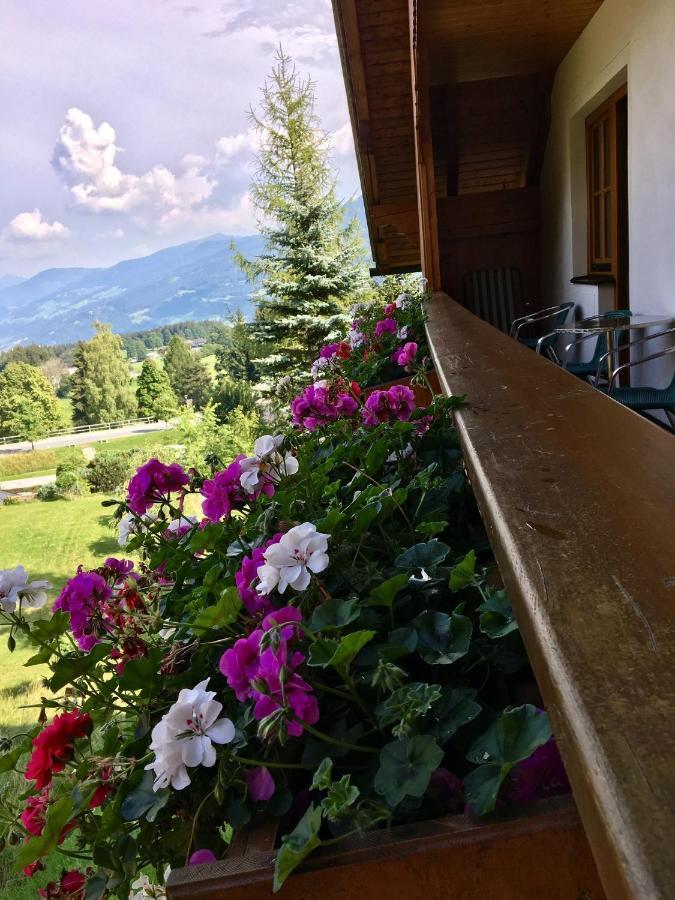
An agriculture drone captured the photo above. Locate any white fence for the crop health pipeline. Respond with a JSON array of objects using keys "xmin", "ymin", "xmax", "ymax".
[{"xmin": 0, "ymin": 416, "xmax": 156, "ymax": 446}]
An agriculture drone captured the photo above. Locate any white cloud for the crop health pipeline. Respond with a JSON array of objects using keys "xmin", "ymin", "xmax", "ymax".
[
  {"xmin": 5, "ymin": 209, "xmax": 70, "ymax": 242},
  {"xmin": 216, "ymin": 129, "xmax": 258, "ymax": 161},
  {"xmin": 52, "ymin": 107, "xmax": 214, "ymax": 218},
  {"xmin": 332, "ymin": 122, "xmax": 354, "ymax": 156}
]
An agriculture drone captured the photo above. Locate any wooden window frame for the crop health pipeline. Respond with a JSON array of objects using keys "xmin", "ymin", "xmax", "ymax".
[{"xmin": 585, "ymin": 84, "xmax": 627, "ymax": 279}]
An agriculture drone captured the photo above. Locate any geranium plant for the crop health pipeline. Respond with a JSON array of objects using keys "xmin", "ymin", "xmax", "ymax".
[{"xmin": 0, "ymin": 317, "xmax": 568, "ymax": 899}]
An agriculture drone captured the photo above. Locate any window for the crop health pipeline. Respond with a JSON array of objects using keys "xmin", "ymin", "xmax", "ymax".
[{"xmin": 585, "ymin": 85, "xmax": 628, "ymax": 306}]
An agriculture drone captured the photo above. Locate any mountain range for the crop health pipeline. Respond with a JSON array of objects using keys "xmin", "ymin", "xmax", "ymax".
[
  {"xmin": 0, "ymin": 199, "xmax": 369, "ymax": 351},
  {"xmin": 0, "ymin": 234, "xmax": 266, "ymax": 350}
]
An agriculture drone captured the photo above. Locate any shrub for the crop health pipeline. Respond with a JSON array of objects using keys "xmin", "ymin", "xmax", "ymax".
[
  {"xmin": 212, "ymin": 376, "xmax": 255, "ymax": 421},
  {"xmin": 85, "ymin": 449, "xmax": 139, "ymax": 493}
]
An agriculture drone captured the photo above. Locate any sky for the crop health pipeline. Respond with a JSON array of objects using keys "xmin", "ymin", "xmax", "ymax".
[{"xmin": 0, "ymin": 0, "xmax": 360, "ymax": 277}]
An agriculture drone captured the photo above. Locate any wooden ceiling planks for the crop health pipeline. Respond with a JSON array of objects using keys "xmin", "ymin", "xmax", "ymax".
[{"xmin": 332, "ymin": 0, "xmax": 603, "ymax": 272}]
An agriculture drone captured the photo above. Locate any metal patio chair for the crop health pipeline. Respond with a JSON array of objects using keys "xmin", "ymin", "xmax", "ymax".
[
  {"xmin": 562, "ymin": 309, "xmax": 633, "ymax": 382},
  {"xmin": 596, "ymin": 327, "xmax": 675, "ymax": 429},
  {"xmin": 511, "ymin": 302, "xmax": 574, "ymax": 363}
]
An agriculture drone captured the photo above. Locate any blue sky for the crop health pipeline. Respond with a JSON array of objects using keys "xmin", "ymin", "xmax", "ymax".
[{"xmin": 0, "ymin": 0, "xmax": 360, "ymax": 276}]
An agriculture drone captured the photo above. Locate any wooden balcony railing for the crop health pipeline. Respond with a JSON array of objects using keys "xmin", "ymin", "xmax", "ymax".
[{"xmin": 425, "ymin": 292, "xmax": 675, "ymax": 899}]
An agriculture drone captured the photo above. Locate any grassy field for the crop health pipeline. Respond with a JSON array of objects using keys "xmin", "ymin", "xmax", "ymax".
[
  {"xmin": 0, "ymin": 494, "xmax": 121, "ymax": 898},
  {"xmin": 0, "ymin": 427, "xmax": 180, "ymax": 481}
]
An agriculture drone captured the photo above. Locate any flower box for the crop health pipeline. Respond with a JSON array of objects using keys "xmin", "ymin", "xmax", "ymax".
[{"xmin": 166, "ymin": 795, "xmax": 604, "ymax": 899}]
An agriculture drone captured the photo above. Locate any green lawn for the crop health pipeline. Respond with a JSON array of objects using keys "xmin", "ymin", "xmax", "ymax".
[
  {"xmin": 0, "ymin": 494, "xmax": 120, "ymax": 897},
  {"xmin": 0, "ymin": 428, "xmax": 180, "ymax": 481}
]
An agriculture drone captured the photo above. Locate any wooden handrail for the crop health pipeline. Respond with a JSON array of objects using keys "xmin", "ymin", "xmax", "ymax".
[{"xmin": 426, "ymin": 292, "xmax": 675, "ymax": 899}]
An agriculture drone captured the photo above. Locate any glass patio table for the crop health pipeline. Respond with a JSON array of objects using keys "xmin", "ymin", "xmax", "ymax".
[{"xmin": 555, "ymin": 313, "xmax": 675, "ymax": 383}]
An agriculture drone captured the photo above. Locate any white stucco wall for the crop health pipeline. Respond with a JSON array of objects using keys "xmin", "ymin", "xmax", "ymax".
[{"xmin": 540, "ymin": 0, "xmax": 675, "ymax": 390}]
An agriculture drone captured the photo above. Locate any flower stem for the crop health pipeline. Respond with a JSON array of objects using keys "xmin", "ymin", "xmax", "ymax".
[
  {"xmin": 301, "ymin": 723, "xmax": 379, "ymax": 755},
  {"xmin": 233, "ymin": 755, "xmax": 314, "ymax": 770}
]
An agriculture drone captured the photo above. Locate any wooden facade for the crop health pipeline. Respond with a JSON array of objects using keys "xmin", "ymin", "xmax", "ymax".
[{"xmin": 333, "ymin": 2, "xmax": 675, "ymax": 898}]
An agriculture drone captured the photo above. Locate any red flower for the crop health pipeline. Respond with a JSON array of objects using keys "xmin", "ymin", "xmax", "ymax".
[
  {"xmin": 25, "ymin": 710, "xmax": 93, "ymax": 789},
  {"xmin": 38, "ymin": 870, "xmax": 86, "ymax": 899},
  {"xmin": 23, "ymin": 860, "xmax": 44, "ymax": 877},
  {"xmin": 89, "ymin": 767, "xmax": 113, "ymax": 809}
]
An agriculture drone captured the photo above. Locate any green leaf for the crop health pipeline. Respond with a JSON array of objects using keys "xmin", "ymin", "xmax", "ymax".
[
  {"xmin": 192, "ymin": 587, "xmax": 242, "ymax": 632},
  {"xmin": 374, "ymin": 735, "xmax": 444, "ymax": 807},
  {"xmin": 15, "ymin": 795, "xmax": 73, "ymax": 869},
  {"xmin": 316, "ymin": 507, "xmax": 344, "ymax": 533},
  {"xmin": 376, "ymin": 682, "xmax": 442, "ymax": 737},
  {"xmin": 48, "ymin": 643, "xmax": 109, "ymax": 691},
  {"xmin": 395, "ymin": 541, "xmax": 449, "ymax": 572},
  {"xmin": 117, "ymin": 655, "xmax": 158, "ymax": 691},
  {"xmin": 322, "ymin": 775, "xmax": 360, "ymax": 821},
  {"xmin": 353, "ymin": 503, "xmax": 381, "ymax": 535},
  {"xmin": 218, "ymin": 822, "xmax": 234, "ymax": 846},
  {"xmin": 307, "ymin": 639, "xmax": 339, "ymax": 668},
  {"xmin": 415, "ymin": 520, "xmax": 448, "ymax": 537},
  {"xmin": 449, "ymin": 550, "xmax": 477, "ymax": 591},
  {"xmin": 0, "ymin": 737, "xmax": 30, "ymax": 774},
  {"xmin": 432, "ymin": 687, "xmax": 482, "ymax": 743},
  {"xmin": 7, "ymin": 634, "xmax": 15, "ymax": 653},
  {"xmin": 121, "ymin": 771, "xmax": 170, "ymax": 821},
  {"xmin": 464, "ymin": 706, "xmax": 551, "ymax": 815},
  {"xmin": 466, "ymin": 705, "xmax": 551, "ymax": 767},
  {"xmin": 463, "ymin": 764, "xmax": 506, "ymax": 816},
  {"xmin": 330, "ymin": 630, "xmax": 376, "ymax": 669},
  {"xmin": 310, "ymin": 598, "xmax": 360, "ymax": 632},
  {"xmin": 310, "ymin": 757, "xmax": 333, "ymax": 791},
  {"xmin": 28, "ymin": 611, "xmax": 70, "ymax": 642},
  {"xmin": 411, "ymin": 609, "xmax": 472, "ymax": 665},
  {"xmin": 203, "ymin": 562, "xmax": 224, "ymax": 591},
  {"xmin": 273, "ymin": 803, "xmax": 323, "ymax": 892},
  {"xmin": 24, "ymin": 645, "xmax": 53, "ymax": 666},
  {"xmin": 367, "ymin": 573, "xmax": 409, "ymax": 608},
  {"xmin": 479, "ymin": 590, "xmax": 518, "ymax": 639},
  {"xmin": 364, "ymin": 439, "xmax": 389, "ymax": 475}
]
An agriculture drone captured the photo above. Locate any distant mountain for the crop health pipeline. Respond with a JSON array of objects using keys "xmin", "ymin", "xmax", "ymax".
[
  {"xmin": 0, "ymin": 198, "xmax": 368, "ymax": 350},
  {"xmin": 0, "ymin": 234, "xmax": 265, "ymax": 350},
  {"xmin": 0, "ymin": 274, "xmax": 25, "ymax": 291}
]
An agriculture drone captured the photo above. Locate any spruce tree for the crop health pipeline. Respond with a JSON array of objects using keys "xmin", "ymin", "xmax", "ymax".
[
  {"xmin": 71, "ymin": 323, "xmax": 137, "ymax": 425},
  {"xmin": 136, "ymin": 358, "xmax": 178, "ymax": 421},
  {"xmin": 0, "ymin": 362, "xmax": 63, "ymax": 447},
  {"xmin": 163, "ymin": 335, "xmax": 212, "ymax": 409},
  {"xmin": 215, "ymin": 311, "xmax": 258, "ymax": 382},
  {"xmin": 236, "ymin": 49, "xmax": 369, "ymax": 382}
]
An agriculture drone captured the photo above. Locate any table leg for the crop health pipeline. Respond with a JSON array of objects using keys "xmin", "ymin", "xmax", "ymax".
[{"xmin": 606, "ymin": 328, "xmax": 620, "ymax": 387}]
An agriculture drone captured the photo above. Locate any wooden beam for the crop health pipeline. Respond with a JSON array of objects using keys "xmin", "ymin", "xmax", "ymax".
[
  {"xmin": 426, "ymin": 293, "xmax": 675, "ymax": 900},
  {"xmin": 409, "ymin": 0, "xmax": 441, "ymax": 289}
]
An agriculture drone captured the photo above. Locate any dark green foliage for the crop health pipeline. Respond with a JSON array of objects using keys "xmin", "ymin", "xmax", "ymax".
[
  {"xmin": 163, "ymin": 336, "xmax": 212, "ymax": 409},
  {"xmin": 211, "ymin": 376, "xmax": 254, "ymax": 422},
  {"xmin": 70, "ymin": 323, "xmax": 137, "ymax": 425},
  {"xmin": 237, "ymin": 50, "xmax": 369, "ymax": 381},
  {"xmin": 86, "ymin": 450, "xmax": 139, "ymax": 493},
  {"xmin": 0, "ymin": 361, "xmax": 63, "ymax": 444},
  {"xmin": 136, "ymin": 358, "xmax": 178, "ymax": 420},
  {"xmin": 215, "ymin": 311, "xmax": 257, "ymax": 382}
]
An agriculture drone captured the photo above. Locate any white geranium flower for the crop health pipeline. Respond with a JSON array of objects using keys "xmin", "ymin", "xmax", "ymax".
[
  {"xmin": 239, "ymin": 435, "xmax": 299, "ymax": 495},
  {"xmin": 256, "ymin": 522, "xmax": 330, "ymax": 595},
  {"xmin": 347, "ymin": 327, "xmax": 365, "ymax": 349},
  {"xmin": 118, "ymin": 512, "xmax": 157, "ymax": 547},
  {"xmin": 397, "ymin": 325, "xmax": 409, "ymax": 340},
  {"xmin": 130, "ymin": 872, "xmax": 168, "ymax": 899},
  {"xmin": 145, "ymin": 679, "xmax": 235, "ymax": 792},
  {"xmin": 395, "ymin": 292, "xmax": 412, "ymax": 309},
  {"xmin": 0, "ymin": 566, "xmax": 50, "ymax": 613},
  {"xmin": 165, "ymin": 515, "xmax": 198, "ymax": 535},
  {"xmin": 310, "ymin": 356, "xmax": 329, "ymax": 380}
]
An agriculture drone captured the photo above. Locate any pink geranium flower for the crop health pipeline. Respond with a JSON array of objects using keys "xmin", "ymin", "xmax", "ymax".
[
  {"xmin": 246, "ymin": 766, "xmax": 276, "ymax": 802},
  {"xmin": 53, "ymin": 570, "xmax": 113, "ymax": 652},
  {"xmin": 291, "ymin": 382, "xmax": 358, "ymax": 431},
  {"xmin": 235, "ymin": 534, "xmax": 283, "ymax": 615},
  {"xmin": 362, "ymin": 384, "xmax": 416, "ymax": 426},
  {"xmin": 392, "ymin": 341, "xmax": 418, "ymax": 367},
  {"xmin": 374, "ymin": 317, "xmax": 397, "ymax": 337},
  {"xmin": 201, "ymin": 455, "xmax": 270, "ymax": 522},
  {"xmin": 127, "ymin": 459, "xmax": 189, "ymax": 515}
]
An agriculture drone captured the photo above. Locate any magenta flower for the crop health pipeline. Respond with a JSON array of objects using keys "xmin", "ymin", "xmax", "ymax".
[
  {"xmin": 392, "ymin": 341, "xmax": 418, "ymax": 367},
  {"xmin": 103, "ymin": 558, "xmax": 135, "ymax": 581},
  {"xmin": 290, "ymin": 383, "xmax": 358, "ymax": 431},
  {"xmin": 362, "ymin": 384, "xmax": 416, "ymax": 426},
  {"xmin": 219, "ymin": 630, "xmax": 263, "ymax": 701},
  {"xmin": 201, "ymin": 456, "xmax": 270, "ymax": 522},
  {"xmin": 246, "ymin": 766, "xmax": 276, "ymax": 802},
  {"xmin": 188, "ymin": 849, "xmax": 217, "ymax": 866},
  {"xmin": 52, "ymin": 570, "xmax": 113, "ymax": 651},
  {"xmin": 374, "ymin": 317, "xmax": 397, "ymax": 338},
  {"xmin": 127, "ymin": 459, "xmax": 189, "ymax": 515},
  {"xmin": 235, "ymin": 534, "xmax": 283, "ymax": 615},
  {"xmin": 503, "ymin": 738, "xmax": 570, "ymax": 805}
]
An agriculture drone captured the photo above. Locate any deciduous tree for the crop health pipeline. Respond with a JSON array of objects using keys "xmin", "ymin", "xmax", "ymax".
[
  {"xmin": 0, "ymin": 362, "xmax": 63, "ymax": 447},
  {"xmin": 71, "ymin": 323, "xmax": 137, "ymax": 425}
]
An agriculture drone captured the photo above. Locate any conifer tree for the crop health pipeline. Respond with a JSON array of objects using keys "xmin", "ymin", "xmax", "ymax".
[
  {"xmin": 215, "ymin": 311, "xmax": 258, "ymax": 382},
  {"xmin": 71, "ymin": 323, "xmax": 137, "ymax": 425},
  {"xmin": 136, "ymin": 358, "xmax": 178, "ymax": 421},
  {"xmin": 236, "ymin": 49, "xmax": 369, "ymax": 382},
  {"xmin": 163, "ymin": 335, "xmax": 212, "ymax": 409}
]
